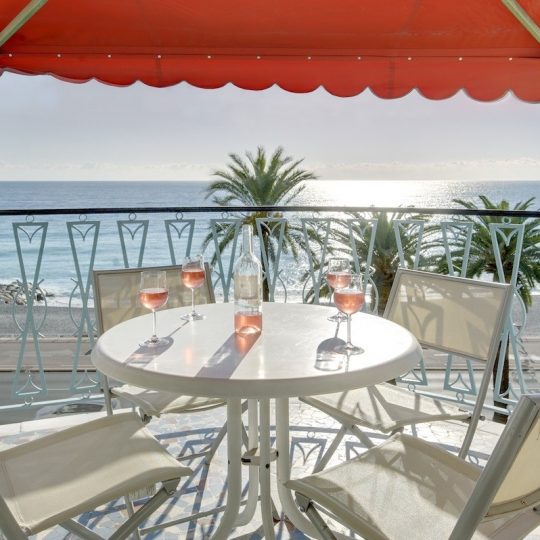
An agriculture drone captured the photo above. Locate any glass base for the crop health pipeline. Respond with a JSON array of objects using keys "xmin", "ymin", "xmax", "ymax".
[
  {"xmin": 335, "ymin": 343, "xmax": 364, "ymax": 356},
  {"xmin": 328, "ymin": 310, "xmax": 347, "ymax": 323},
  {"xmin": 139, "ymin": 336, "xmax": 169, "ymax": 348},
  {"xmin": 315, "ymin": 354, "xmax": 344, "ymax": 371},
  {"xmin": 181, "ymin": 311, "xmax": 205, "ymax": 321}
]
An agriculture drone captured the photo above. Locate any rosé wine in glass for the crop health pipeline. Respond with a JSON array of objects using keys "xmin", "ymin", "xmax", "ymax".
[
  {"xmin": 139, "ymin": 270, "xmax": 168, "ymax": 347},
  {"xmin": 327, "ymin": 271, "xmax": 352, "ymax": 290},
  {"xmin": 139, "ymin": 288, "xmax": 169, "ymax": 311},
  {"xmin": 181, "ymin": 268, "xmax": 205, "ymax": 290},
  {"xmin": 181, "ymin": 255, "xmax": 206, "ymax": 321},
  {"xmin": 335, "ymin": 274, "xmax": 365, "ymax": 355},
  {"xmin": 326, "ymin": 258, "xmax": 352, "ymax": 322},
  {"xmin": 334, "ymin": 289, "xmax": 365, "ymax": 315}
]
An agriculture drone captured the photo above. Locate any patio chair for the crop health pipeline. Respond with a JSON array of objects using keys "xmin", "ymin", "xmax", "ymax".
[
  {"xmin": 0, "ymin": 412, "xmax": 192, "ymax": 539},
  {"xmin": 288, "ymin": 393, "xmax": 540, "ymax": 540},
  {"xmin": 300, "ymin": 269, "xmax": 513, "ymax": 470},
  {"xmin": 93, "ymin": 264, "xmax": 230, "ymax": 462}
]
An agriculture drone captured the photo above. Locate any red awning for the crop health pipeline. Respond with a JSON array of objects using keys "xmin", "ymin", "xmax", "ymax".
[{"xmin": 1, "ymin": 0, "xmax": 540, "ymax": 101}]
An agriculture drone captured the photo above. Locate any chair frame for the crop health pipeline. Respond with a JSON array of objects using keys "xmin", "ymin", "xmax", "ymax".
[
  {"xmin": 384, "ymin": 269, "xmax": 513, "ymax": 458},
  {"xmin": 304, "ymin": 269, "xmax": 513, "ymax": 472},
  {"xmin": 93, "ymin": 262, "xmax": 215, "ymax": 414},
  {"xmin": 0, "ymin": 413, "xmax": 188, "ymax": 540},
  {"xmin": 92, "ymin": 263, "xmax": 235, "ymax": 463},
  {"xmin": 1, "ymin": 486, "xmax": 184, "ymax": 540},
  {"xmin": 93, "ymin": 262, "xmax": 215, "ymax": 337},
  {"xmin": 293, "ymin": 393, "xmax": 540, "ymax": 540}
]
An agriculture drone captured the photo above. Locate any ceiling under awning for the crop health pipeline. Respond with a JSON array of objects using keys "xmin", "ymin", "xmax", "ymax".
[{"xmin": 1, "ymin": 0, "xmax": 540, "ymax": 102}]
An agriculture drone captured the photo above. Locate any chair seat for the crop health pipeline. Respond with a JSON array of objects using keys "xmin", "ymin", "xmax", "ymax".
[
  {"xmin": 287, "ymin": 432, "xmax": 487, "ymax": 540},
  {"xmin": 112, "ymin": 384, "xmax": 226, "ymax": 416},
  {"xmin": 300, "ymin": 382, "xmax": 470, "ymax": 433},
  {"xmin": 0, "ymin": 412, "xmax": 191, "ymax": 535}
]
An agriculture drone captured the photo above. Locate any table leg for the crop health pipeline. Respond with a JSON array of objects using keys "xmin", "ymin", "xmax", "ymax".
[
  {"xmin": 259, "ymin": 398, "xmax": 276, "ymax": 539},
  {"xmin": 235, "ymin": 398, "xmax": 259, "ymax": 526},
  {"xmin": 210, "ymin": 397, "xmax": 242, "ymax": 540},
  {"xmin": 276, "ymin": 397, "xmax": 321, "ymax": 538}
]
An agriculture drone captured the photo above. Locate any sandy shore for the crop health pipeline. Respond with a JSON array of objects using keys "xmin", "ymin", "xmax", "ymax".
[
  {"xmin": 0, "ymin": 304, "xmax": 92, "ymax": 337},
  {"xmin": 1, "ymin": 297, "xmax": 539, "ymax": 339}
]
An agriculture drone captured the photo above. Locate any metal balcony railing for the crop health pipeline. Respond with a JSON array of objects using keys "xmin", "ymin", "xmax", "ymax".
[{"xmin": 1, "ymin": 205, "xmax": 539, "ymax": 424}]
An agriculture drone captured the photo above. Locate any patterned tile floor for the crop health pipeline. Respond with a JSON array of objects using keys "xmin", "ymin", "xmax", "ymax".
[{"xmin": 1, "ymin": 399, "xmax": 539, "ymax": 539}]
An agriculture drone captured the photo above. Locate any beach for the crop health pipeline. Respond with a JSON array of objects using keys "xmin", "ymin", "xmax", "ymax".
[
  {"xmin": 0, "ymin": 303, "xmax": 91, "ymax": 337},
  {"xmin": 1, "ymin": 298, "xmax": 539, "ymax": 337},
  {"xmin": 1, "ymin": 298, "xmax": 539, "ymax": 367},
  {"xmin": 1, "ymin": 298, "xmax": 539, "ymax": 338},
  {"xmin": 1, "ymin": 298, "xmax": 539, "ymax": 423}
]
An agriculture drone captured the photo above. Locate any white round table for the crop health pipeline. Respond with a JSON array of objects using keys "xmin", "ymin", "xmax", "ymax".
[{"xmin": 92, "ymin": 302, "xmax": 422, "ymax": 539}]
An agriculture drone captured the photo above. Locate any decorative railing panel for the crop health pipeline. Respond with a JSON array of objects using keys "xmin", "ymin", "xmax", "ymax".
[
  {"xmin": 441, "ymin": 220, "xmax": 476, "ymax": 398},
  {"xmin": 67, "ymin": 218, "xmax": 100, "ymax": 395},
  {"xmin": 0, "ymin": 205, "xmax": 539, "ymax": 422},
  {"xmin": 117, "ymin": 214, "xmax": 149, "ymax": 269},
  {"xmin": 165, "ymin": 216, "xmax": 195, "ymax": 264},
  {"xmin": 255, "ymin": 218, "xmax": 288, "ymax": 302},
  {"xmin": 11, "ymin": 220, "xmax": 49, "ymax": 404},
  {"xmin": 490, "ymin": 223, "xmax": 527, "ymax": 406},
  {"xmin": 301, "ymin": 217, "xmax": 332, "ymax": 304},
  {"xmin": 209, "ymin": 218, "xmax": 243, "ymax": 302}
]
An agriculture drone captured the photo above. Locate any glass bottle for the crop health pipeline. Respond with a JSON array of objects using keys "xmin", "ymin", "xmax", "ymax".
[{"xmin": 234, "ymin": 224, "xmax": 263, "ymax": 334}]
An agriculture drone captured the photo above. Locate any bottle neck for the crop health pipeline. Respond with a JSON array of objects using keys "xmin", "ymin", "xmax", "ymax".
[{"xmin": 242, "ymin": 225, "xmax": 253, "ymax": 256}]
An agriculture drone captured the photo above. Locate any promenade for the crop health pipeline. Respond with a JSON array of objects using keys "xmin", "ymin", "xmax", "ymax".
[{"xmin": 1, "ymin": 299, "xmax": 539, "ymax": 424}]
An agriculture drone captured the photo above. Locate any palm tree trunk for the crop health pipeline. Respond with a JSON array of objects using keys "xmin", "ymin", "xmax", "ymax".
[
  {"xmin": 262, "ymin": 275, "xmax": 270, "ymax": 301},
  {"xmin": 492, "ymin": 339, "xmax": 510, "ymax": 423},
  {"xmin": 260, "ymin": 228, "xmax": 270, "ymax": 302},
  {"xmin": 491, "ymin": 274, "xmax": 511, "ymax": 424},
  {"xmin": 375, "ymin": 273, "xmax": 395, "ymax": 315}
]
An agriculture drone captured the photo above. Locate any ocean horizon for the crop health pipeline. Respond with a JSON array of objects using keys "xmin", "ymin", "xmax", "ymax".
[{"xmin": 1, "ymin": 179, "xmax": 540, "ymax": 210}]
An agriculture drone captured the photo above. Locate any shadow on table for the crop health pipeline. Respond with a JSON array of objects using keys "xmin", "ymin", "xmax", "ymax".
[{"xmin": 196, "ymin": 332, "xmax": 260, "ymax": 379}]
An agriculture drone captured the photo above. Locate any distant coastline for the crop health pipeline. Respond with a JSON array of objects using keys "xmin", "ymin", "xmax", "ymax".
[{"xmin": 1, "ymin": 179, "xmax": 540, "ymax": 210}]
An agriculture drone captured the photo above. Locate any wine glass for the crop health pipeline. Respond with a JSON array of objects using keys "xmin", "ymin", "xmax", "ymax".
[
  {"xmin": 326, "ymin": 257, "xmax": 352, "ymax": 322},
  {"xmin": 181, "ymin": 254, "xmax": 206, "ymax": 321},
  {"xmin": 334, "ymin": 274, "xmax": 366, "ymax": 355},
  {"xmin": 138, "ymin": 270, "xmax": 169, "ymax": 347}
]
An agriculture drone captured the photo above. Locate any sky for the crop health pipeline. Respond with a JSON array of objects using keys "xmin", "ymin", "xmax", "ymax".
[{"xmin": 1, "ymin": 72, "xmax": 540, "ymax": 182}]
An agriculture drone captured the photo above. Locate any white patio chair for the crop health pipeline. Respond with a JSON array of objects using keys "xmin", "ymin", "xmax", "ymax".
[
  {"xmin": 301, "ymin": 269, "xmax": 513, "ymax": 470},
  {"xmin": 288, "ymin": 393, "xmax": 540, "ymax": 540},
  {"xmin": 93, "ymin": 264, "xmax": 232, "ymax": 463},
  {"xmin": 0, "ymin": 412, "xmax": 192, "ymax": 539}
]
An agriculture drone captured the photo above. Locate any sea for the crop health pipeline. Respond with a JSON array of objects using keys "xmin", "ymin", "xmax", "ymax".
[{"xmin": 0, "ymin": 179, "xmax": 539, "ymax": 306}]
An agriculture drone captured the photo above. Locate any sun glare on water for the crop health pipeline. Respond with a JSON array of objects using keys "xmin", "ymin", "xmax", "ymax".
[{"xmin": 299, "ymin": 180, "xmax": 431, "ymax": 208}]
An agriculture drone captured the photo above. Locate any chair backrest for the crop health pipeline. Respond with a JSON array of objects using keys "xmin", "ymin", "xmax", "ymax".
[
  {"xmin": 384, "ymin": 269, "xmax": 513, "ymax": 458},
  {"xmin": 384, "ymin": 269, "xmax": 512, "ymax": 363},
  {"xmin": 93, "ymin": 263, "xmax": 215, "ymax": 334},
  {"xmin": 450, "ymin": 393, "xmax": 540, "ymax": 539}
]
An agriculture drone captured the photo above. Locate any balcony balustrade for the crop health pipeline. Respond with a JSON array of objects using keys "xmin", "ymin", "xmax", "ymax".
[{"xmin": 0, "ymin": 205, "xmax": 539, "ymax": 424}]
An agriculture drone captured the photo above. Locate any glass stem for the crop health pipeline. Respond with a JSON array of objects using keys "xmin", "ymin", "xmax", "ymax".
[
  {"xmin": 346, "ymin": 314, "xmax": 352, "ymax": 347},
  {"xmin": 152, "ymin": 309, "xmax": 157, "ymax": 340},
  {"xmin": 191, "ymin": 288, "xmax": 195, "ymax": 314}
]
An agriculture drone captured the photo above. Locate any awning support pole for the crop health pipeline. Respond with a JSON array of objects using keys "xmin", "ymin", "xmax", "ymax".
[
  {"xmin": 501, "ymin": 0, "xmax": 540, "ymax": 44},
  {"xmin": 0, "ymin": 0, "xmax": 48, "ymax": 48}
]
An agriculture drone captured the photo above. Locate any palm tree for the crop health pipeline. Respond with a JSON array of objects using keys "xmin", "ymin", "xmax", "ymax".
[
  {"xmin": 329, "ymin": 210, "xmax": 431, "ymax": 314},
  {"xmin": 449, "ymin": 195, "xmax": 540, "ymax": 420},
  {"xmin": 203, "ymin": 146, "xmax": 317, "ymax": 300},
  {"xmin": 452, "ymin": 196, "xmax": 540, "ymax": 307}
]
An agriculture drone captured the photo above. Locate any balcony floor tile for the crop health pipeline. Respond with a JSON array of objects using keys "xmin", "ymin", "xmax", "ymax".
[{"xmin": 2, "ymin": 399, "xmax": 539, "ymax": 539}]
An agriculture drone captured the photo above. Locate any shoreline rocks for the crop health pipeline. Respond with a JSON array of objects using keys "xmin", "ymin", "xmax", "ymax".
[{"xmin": 0, "ymin": 281, "xmax": 54, "ymax": 305}]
